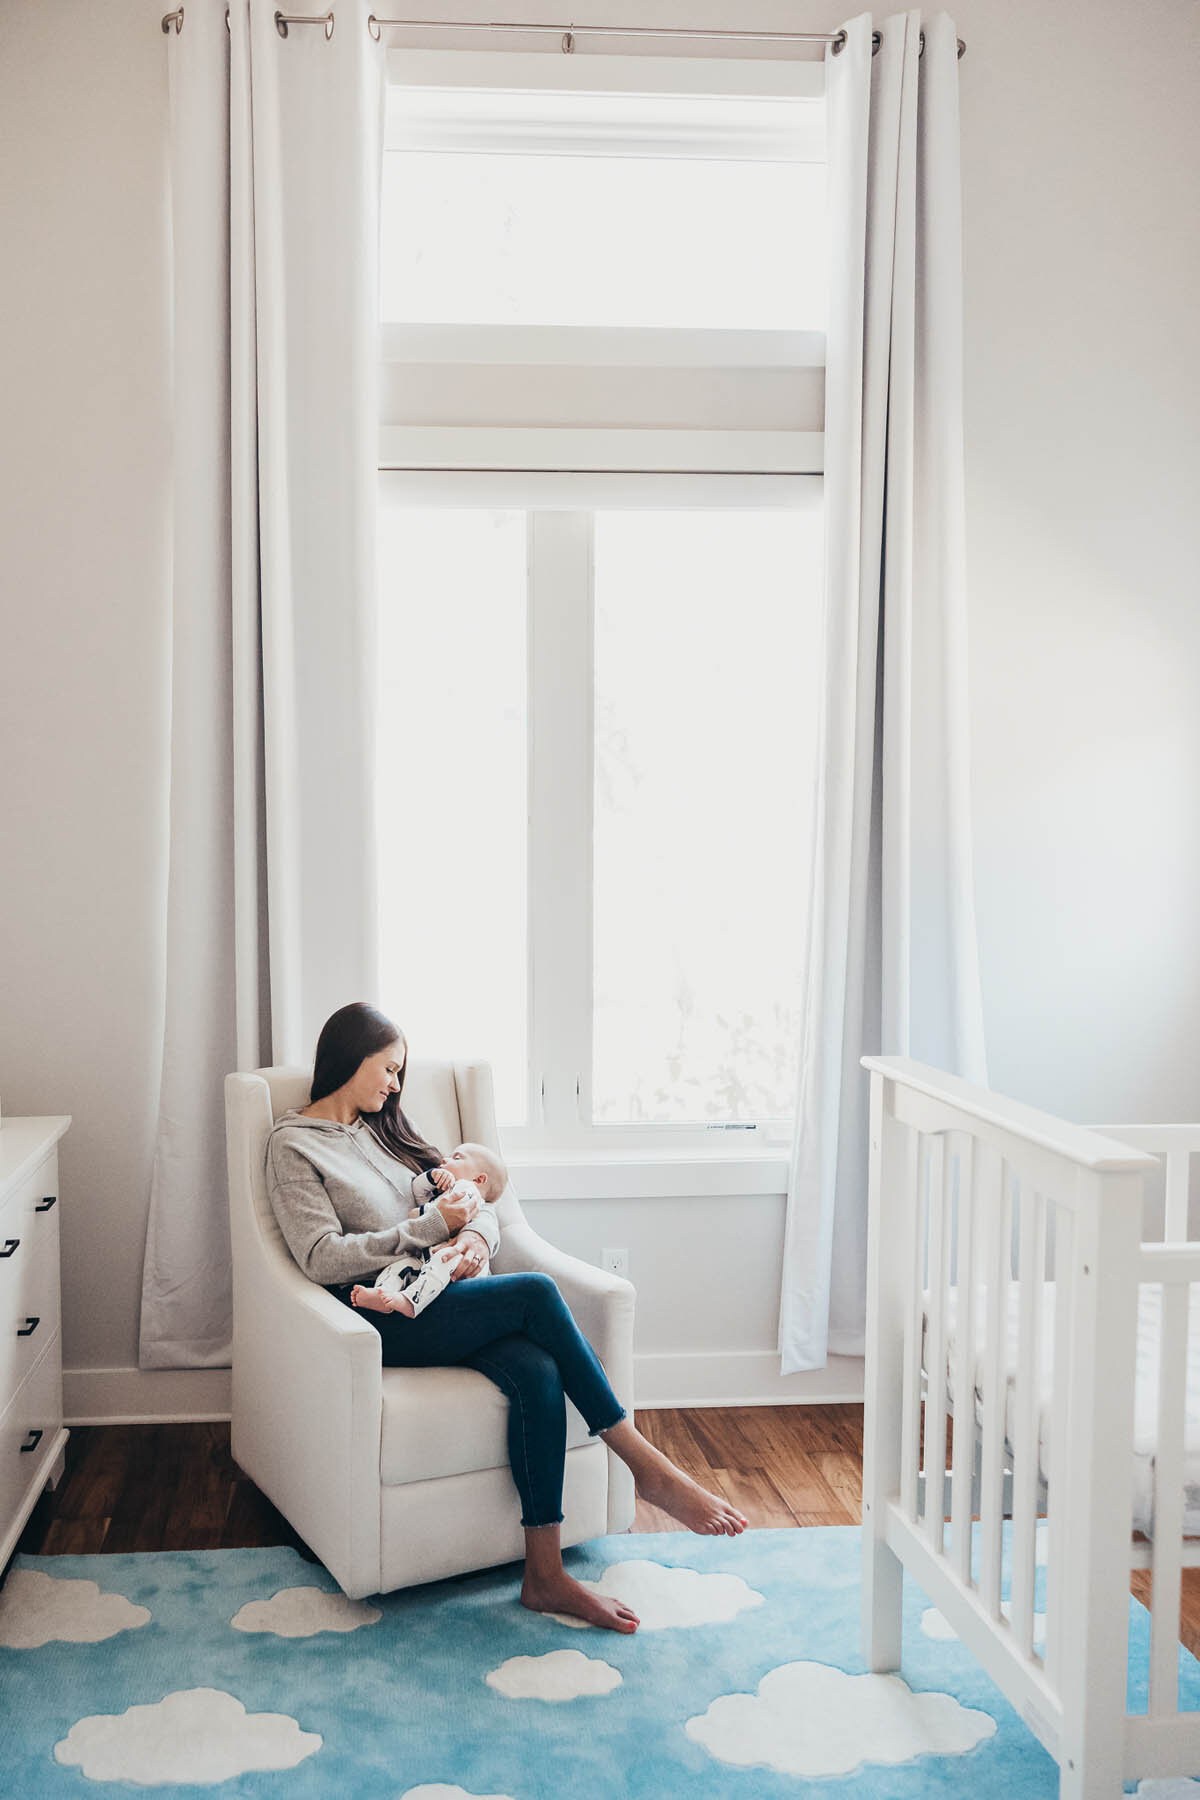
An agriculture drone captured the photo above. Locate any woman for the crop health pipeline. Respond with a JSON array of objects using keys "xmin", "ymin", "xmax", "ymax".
[{"xmin": 265, "ymin": 1001, "xmax": 746, "ymax": 1633}]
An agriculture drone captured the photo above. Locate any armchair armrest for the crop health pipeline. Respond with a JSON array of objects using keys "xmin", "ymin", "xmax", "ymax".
[{"xmin": 231, "ymin": 1249, "xmax": 386, "ymax": 1597}]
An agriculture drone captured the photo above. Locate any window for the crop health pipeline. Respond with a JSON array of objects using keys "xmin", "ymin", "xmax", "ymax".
[
  {"xmin": 381, "ymin": 81, "xmax": 826, "ymax": 331},
  {"xmin": 376, "ymin": 53, "xmax": 827, "ymax": 1149}
]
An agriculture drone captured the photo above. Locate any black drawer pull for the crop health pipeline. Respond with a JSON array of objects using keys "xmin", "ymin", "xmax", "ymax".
[
  {"xmin": 19, "ymin": 1429, "xmax": 43, "ymax": 1453},
  {"xmin": 35, "ymin": 1196, "xmax": 57, "ymax": 1213},
  {"xmin": 0, "ymin": 1239, "xmax": 18, "ymax": 1258},
  {"xmin": 17, "ymin": 1316, "xmax": 40, "ymax": 1338}
]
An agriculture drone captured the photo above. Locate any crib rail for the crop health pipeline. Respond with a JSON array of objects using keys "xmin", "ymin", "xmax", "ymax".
[
  {"xmin": 1133, "ymin": 1241, "xmax": 1200, "ymax": 1719},
  {"xmin": 861, "ymin": 1057, "xmax": 1167, "ymax": 1793}
]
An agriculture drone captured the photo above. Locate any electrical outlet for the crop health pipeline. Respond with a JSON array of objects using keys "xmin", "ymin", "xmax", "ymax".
[{"xmin": 600, "ymin": 1247, "xmax": 630, "ymax": 1277}]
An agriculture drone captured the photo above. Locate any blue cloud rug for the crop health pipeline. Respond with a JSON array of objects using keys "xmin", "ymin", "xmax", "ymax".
[{"xmin": 2, "ymin": 1528, "xmax": 1199, "ymax": 1797}]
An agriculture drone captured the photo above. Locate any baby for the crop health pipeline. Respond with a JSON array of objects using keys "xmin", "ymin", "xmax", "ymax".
[{"xmin": 350, "ymin": 1142, "xmax": 508, "ymax": 1319}]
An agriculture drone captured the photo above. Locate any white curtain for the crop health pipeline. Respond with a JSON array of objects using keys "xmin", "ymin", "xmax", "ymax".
[
  {"xmin": 779, "ymin": 10, "xmax": 987, "ymax": 1375},
  {"xmin": 140, "ymin": 0, "xmax": 384, "ymax": 1369}
]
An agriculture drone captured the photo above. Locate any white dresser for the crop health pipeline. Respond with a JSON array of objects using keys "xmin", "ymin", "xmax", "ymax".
[{"xmin": 0, "ymin": 1115, "xmax": 70, "ymax": 1569}]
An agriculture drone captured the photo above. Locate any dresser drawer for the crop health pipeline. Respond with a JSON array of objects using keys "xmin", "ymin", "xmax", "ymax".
[
  {"xmin": 0, "ymin": 1150, "xmax": 61, "ymax": 1252},
  {"xmin": 0, "ymin": 1211, "xmax": 63, "ymax": 1406},
  {"xmin": 0, "ymin": 1332, "xmax": 63, "ymax": 1536}
]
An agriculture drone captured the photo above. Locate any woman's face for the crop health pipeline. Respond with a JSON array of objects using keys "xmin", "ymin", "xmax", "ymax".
[{"xmin": 350, "ymin": 1039, "xmax": 406, "ymax": 1115}]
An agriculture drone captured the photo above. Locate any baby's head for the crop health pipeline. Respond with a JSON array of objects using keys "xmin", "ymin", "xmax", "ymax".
[{"xmin": 442, "ymin": 1142, "xmax": 508, "ymax": 1204}]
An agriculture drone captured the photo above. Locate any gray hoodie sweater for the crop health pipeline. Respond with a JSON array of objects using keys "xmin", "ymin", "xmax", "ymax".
[{"xmin": 264, "ymin": 1110, "xmax": 501, "ymax": 1286}]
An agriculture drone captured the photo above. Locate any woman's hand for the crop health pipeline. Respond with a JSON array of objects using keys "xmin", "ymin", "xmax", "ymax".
[
  {"xmin": 446, "ymin": 1229, "xmax": 490, "ymax": 1281},
  {"xmin": 436, "ymin": 1187, "xmax": 480, "ymax": 1234}
]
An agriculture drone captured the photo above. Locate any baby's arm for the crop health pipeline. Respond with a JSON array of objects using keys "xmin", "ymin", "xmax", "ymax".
[
  {"xmin": 415, "ymin": 1177, "xmax": 500, "ymax": 1258},
  {"xmin": 410, "ymin": 1165, "xmax": 455, "ymax": 1207}
]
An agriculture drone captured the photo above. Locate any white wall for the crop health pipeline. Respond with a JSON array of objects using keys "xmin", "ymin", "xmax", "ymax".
[
  {"xmin": 954, "ymin": 0, "xmax": 1200, "ymax": 1122},
  {"xmin": 1, "ymin": 0, "xmax": 1198, "ymax": 1420},
  {"xmin": 521, "ymin": 1188, "xmax": 862, "ymax": 1406},
  {"xmin": 0, "ymin": 0, "xmax": 173, "ymax": 1405}
]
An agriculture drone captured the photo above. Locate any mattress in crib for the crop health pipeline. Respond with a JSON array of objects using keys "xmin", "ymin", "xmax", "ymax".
[{"xmin": 922, "ymin": 1283, "xmax": 1200, "ymax": 1538}]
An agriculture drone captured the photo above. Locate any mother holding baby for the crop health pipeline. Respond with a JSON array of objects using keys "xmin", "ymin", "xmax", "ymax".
[{"xmin": 264, "ymin": 1001, "xmax": 745, "ymax": 1633}]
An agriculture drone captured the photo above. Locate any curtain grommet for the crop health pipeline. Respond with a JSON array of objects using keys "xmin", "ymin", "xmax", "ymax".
[{"xmin": 274, "ymin": 9, "xmax": 334, "ymax": 39}]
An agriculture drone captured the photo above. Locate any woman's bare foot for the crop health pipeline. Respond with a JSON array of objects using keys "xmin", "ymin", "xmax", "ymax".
[
  {"xmin": 636, "ymin": 1461, "xmax": 747, "ymax": 1536},
  {"xmin": 601, "ymin": 1422, "xmax": 747, "ymax": 1536},
  {"xmin": 520, "ymin": 1569, "xmax": 639, "ymax": 1634}
]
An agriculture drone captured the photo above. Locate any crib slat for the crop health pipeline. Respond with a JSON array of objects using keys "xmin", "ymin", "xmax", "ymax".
[
  {"xmin": 1044, "ymin": 1201, "xmax": 1074, "ymax": 1690},
  {"xmin": 923, "ymin": 1136, "xmax": 951, "ymax": 1551},
  {"xmin": 1010, "ymin": 1185, "xmax": 1044, "ymax": 1658},
  {"xmin": 1149, "ymin": 1279, "xmax": 1189, "ymax": 1717},
  {"xmin": 950, "ymin": 1136, "xmax": 978, "ymax": 1586},
  {"xmin": 900, "ymin": 1129, "xmax": 925, "ymax": 1520},
  {"xmin": 1164, "ymin": 1152, "xmax": 1190, "ymax": 1242},
  {"xmin": 979, "ymin": 1159, "xmax": 1010, "ymax": 1618}
]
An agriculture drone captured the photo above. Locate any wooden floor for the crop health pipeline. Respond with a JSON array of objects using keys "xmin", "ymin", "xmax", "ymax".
[
  {"xmin": 14, "ymin": 1405, "xmax": 1200, "ymax": 1661},
  {"xmin": 16, "ymin": 1406, "xmax": 864, "ymax": 1562}
]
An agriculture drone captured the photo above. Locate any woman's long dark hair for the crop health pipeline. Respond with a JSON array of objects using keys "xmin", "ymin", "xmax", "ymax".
[{"xmin": 310, "ymin": 1002, "xmax": 442, "ymax": 1174}]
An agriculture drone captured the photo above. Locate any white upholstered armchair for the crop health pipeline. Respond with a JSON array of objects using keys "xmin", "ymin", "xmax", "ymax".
[{"xmin": 224, "ymin": 1059, "xmax": 636, "ymax": 1599}]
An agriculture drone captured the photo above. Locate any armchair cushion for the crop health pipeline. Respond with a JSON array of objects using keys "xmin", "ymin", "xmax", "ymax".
[{"xmin": 379, "ymin": 1365, "xmax": 591, "ymax": 1486}]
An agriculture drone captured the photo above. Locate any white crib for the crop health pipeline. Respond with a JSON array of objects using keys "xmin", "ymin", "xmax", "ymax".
[{"xmin": 861, "ymin": 1055, "xmax": 1200, "ymax": 1800}]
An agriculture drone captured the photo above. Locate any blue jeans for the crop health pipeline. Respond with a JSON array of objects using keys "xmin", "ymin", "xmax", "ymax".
[{"xmin": 333, "ymin": 1271, "xmax": 625, "ymax": 1528}]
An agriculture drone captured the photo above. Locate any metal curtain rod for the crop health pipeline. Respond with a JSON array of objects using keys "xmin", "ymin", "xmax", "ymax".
[
  {"xmin": 366, "ymin": 16, "xmax": 845, "ymax": 50},
  {"xmin": 162, "ymin": 8, "xmax": 335, "ymax": 33},
  {"xmin": 366, "ymin": 15, "xmax": 966, "ymax": 57},
  {"xmin": 162, "ymin": 10, "xmax": 966, "ymax": 57},
  {"xmin": 367, "ymin": 15, "xmax": 966, "ymax": 57}
]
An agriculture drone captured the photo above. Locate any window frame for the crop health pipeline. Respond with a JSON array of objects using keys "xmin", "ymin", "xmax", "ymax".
[
  {"xmin": 377, "ymin": 50, "xmax": 827, "ymax": 1152},
  {"xmin": 379, "ymin": 48, "xmax": 827, "ymax": 472},
  {"xmin": 378, "ymin": 469, "xmax": 821, "ymax": 1152}
]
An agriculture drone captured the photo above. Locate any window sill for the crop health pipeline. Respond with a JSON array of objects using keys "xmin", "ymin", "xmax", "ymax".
[{"xmin": 508, "ymin": 1146, "xmax": 790, "ymax": 1201}]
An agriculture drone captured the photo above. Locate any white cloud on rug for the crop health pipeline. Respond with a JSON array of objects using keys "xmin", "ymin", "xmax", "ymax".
[
  {"xmin": 686, "ymin": 1660, "xmax": 996, "ymax": 1776},
  {"xmin": 921, "ymin": 1601, "xmax": 1046, "ymax": 1647},
  {"xmin": 486, "ymin": 1650, "xmax": 622, "ymax": 1702},
  {"xmin": 231, "ymin": 1586, "xmax": 380, "ymax": 1637},
  {"xmin": 53, "ymin": 1688, "xmax": 322, "ymax": 1784},
  {"xmin": 549, "ymin": 1560, "xmax": 763, "ymax": 1632},
  {"xmin": 0, "ymin": 1570, "xmax": 150, "ymax": 1649},
  {"xmin": 400, "ymin": 1787, "xmax": 516, "ymax": 1800},
  {"xmin": 1133, "ymin": 1783, "xmax": 1200, "ymax": 1797}
]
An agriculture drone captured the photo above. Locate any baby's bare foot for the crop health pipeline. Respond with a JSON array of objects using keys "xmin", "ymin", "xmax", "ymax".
[
  {"xmin": 520, "ymin": 1570, "xmax": 639, "ymax": 1633},
  {"xmin": 350, "ymin": 1284, "xmax": 410, "ymax": 1316}
]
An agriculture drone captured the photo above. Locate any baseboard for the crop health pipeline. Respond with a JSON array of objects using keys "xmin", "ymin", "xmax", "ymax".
[
  {"xmin": 631, "ymin": 1350, "xmax": 864, "ymax": 1409},
  {"xmin": 63, "ymin": 1352, "xmax": 863, "ymax": 1426},
  {"xmin": 64, "ymin": 1366, "xmax": 232, "ymax": 1425}
]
